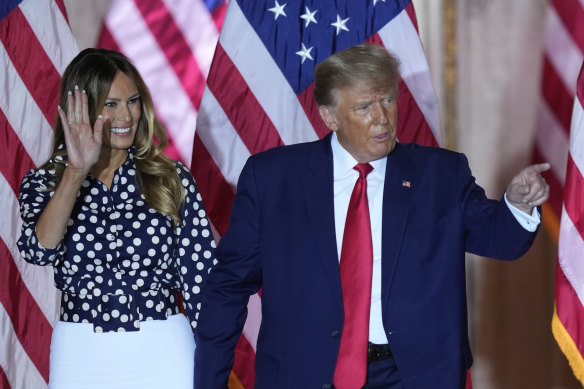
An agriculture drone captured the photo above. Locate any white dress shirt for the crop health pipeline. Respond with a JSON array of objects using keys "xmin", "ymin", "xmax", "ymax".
[{"xmin": 330, "ymin": 133, "xmax": 540, "ymax": 344}]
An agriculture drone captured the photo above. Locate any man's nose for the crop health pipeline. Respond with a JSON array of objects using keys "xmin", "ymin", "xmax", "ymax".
[{"xmin": 372, "ymin": 102, "xmax": 389, "ymax": 125}]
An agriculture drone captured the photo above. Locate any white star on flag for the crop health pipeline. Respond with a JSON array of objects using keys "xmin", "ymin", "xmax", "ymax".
[
  {"xmin": 268, "ymin": 1, "xmax": 287, "ymax": 20},
  {"xmin": 296, "ymin": 43, "xmax": 314, "ymax": 64},
  {"xmin": 331, "ymin": 14, "xmax": 350, "ymax": 35},
  {"xmin": 300, "ymin": 6, "xmax": 318, "ymax": 28}
]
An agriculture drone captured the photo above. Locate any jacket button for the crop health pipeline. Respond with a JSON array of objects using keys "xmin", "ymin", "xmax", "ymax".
[
  {"xmin": 330, "ymin": 330, "xmax": 340, "ymax": 337},
  {"xmin": 322, "ymin": 384, "xmax": 331, "ymax": 389}
]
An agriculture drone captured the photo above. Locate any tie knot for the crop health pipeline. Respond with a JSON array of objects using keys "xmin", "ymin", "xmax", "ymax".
[{"xmin": 354, "ymin": 163, "xmax": 373, "ymax": 178}]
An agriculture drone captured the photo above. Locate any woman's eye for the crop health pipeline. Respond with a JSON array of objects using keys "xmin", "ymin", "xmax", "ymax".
[
  {"xmin": 104, "ymin": 102, "xmax": 116, "ymax": 108},
  {"xmin": 129, "ymin": 97, "xmax": 141, "ymax": 105}
]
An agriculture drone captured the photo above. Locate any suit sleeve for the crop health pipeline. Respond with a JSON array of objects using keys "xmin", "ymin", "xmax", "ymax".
[
  {"xmin": 456, "ymin": 153, "xmax": 538, "ymax": 260},
  {"xmin": 194, "ymin": 156, "xmax": 263, "ymax": 388}
]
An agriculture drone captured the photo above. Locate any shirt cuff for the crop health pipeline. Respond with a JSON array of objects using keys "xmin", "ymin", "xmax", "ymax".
[{"xmin": 504, "ymin": 192, "xmax": 541, "ymax": 232}]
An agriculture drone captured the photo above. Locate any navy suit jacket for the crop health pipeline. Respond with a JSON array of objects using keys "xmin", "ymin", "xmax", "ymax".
[{"xmin": 194, "ymin": 133, "xmax": 537, "ymax": 388}]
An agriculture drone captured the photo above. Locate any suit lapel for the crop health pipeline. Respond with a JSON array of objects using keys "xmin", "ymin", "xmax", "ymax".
[
  {"xmin": 300, "ymin": 134, "xmax": 344, "ymax": 311},
  {"xmin": 381, "ymin": 143, "xmax": 415, "ymax": 308}
]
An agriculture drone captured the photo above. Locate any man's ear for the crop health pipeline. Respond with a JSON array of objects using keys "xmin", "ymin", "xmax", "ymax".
[{"xmin": 318, "ymin": 105, "xmax": 338, "ymax": 131}]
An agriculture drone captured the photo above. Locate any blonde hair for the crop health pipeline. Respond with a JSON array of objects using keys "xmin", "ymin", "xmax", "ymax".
[{"xmin": 42, "ymin": 48, "xmax": 185, "ymax": 226}]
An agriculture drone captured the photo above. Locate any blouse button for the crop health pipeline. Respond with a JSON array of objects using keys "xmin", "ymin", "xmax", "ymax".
[{"xmin": 106, "ymin": 234, "xmax": 115, "ymax": 241}]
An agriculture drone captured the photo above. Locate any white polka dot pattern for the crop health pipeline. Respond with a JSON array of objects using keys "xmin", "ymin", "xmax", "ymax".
[{"xmin": 17, "ymin": 147, "xmax": 216, "ymax": 333}]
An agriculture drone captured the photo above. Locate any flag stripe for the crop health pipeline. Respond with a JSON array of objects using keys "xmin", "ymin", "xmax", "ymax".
[
  {"xmin": 207, "ymin": 44, "xmax": 284, "ymax": 154},
  {"xmin": 0, "ymin": 109, "xmax": 34, "ymax": 194},
  {"xmin": 546, "ymin": 4, "xmax": 584, "ymax": 99},
  {"xmin": 19, "ymin": 0, "xmax": 77, "ymax": 74},
  {"xmin": 96, "ymin": 25, "xmax": 121, "ymax": 51},
  {"xmin": 232, "ymin": 335, "xmax": 255, "ymax": 389},
  {"xmin": 191, "ymin": 133, "xmax": 235, "ymax": 235},
  {"xmin": 0, "ymin": 41, "xmax": 55, "ymax": 167},
  {"xmin": 241, "ymin": 294, "xmax": 261, "ymax": 351},
  {"xmin": 0, "ymin": 7, "xmax": 60, "ymax": 126},
  {"xmin": 1, "ymin": 1, "xmax": 75, "ymax": 386},
  {"xmin": 535, "ymin": 99, "xmax": 569, "ymax": 187},
  {"xmin": 555, "ymin": 261, "xmax": 584, "ymax": 355},
  {"xmin": 210, "ymin": 1, "xmax": 228, "ymax": 29},
  {"xmin": 0, "ymin": 240, "xmax": 51, "ymax": 383},
  {"xmin": 217, "ymin": 1, "xmax": 319, "ymax": 146},
  {"xmin": 0, "ymin": 366, "xmax": 9, "ymax": 388},
  {"xmin": 134, "ymin": 0, "xmax": 207, "ymax": 111},
  {"xmin": 0, "ymin": 174, "xmax": 59, "ymax": 325},
  {"xmin": 0, "ymin": 302, "xmax": 48, "ymax": 389},
  {"xmin": 542, "ymin": 57, "xmax": 576, "ymax": 135},
  {"xmin": 159, "ymin": 0, "xmax": 219, "ymax": 78},
  {"xmin": 559, "ymin": 201, "xmax": 584, "ymax": 304},
  {"xmin": 195, "ymin": 87, "xmax": 251, "ymax": 188},
  {"xmin": 564, "ymin": 157, "xmax": 584, "ymax": 241},
  {"xmin": 552, "ymin": 0, "xmax": 584, "ymax": 53}
]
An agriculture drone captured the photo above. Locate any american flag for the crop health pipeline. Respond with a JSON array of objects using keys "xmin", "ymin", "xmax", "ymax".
[
  {"xmin": 0, "ymin": 0, "xmax": 78, "ymax": 387},
  {"xmin": 553, "ymin": 62, "xmax": 584, "ymax": 384},
  {"xmin": 534, "ymin": 0, "xmax": 584, "ymax": 384},
  {"xmin": 0, "ymin": 0, "xmax": 441, "ymax": 387}
]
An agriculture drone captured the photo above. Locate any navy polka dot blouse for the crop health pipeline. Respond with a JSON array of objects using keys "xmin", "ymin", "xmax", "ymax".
[{"xmin": 17, "ymin": 146, "xmax": 217, "ymax": 333}]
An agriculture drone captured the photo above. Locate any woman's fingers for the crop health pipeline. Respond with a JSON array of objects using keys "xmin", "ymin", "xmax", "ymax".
[
  {"xmin": 81, "ymin": 89, "xmax": 90, "ymax": 124},
  {"xmin": 74, "ymin": 85, "xmax": 83, "ymax": 124},
  {"xmin": 66, "ymin": 90, "xmax": 75, "ymax": 125}
]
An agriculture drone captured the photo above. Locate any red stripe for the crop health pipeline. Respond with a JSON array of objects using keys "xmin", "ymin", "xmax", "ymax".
[
  {"xmin": 211, "ymin": 1, "xmax": 228, "ymax": 30},
  {"xmin": 564, "ymin": 154, "xmax": 584, "ymax": 241},
  {"xmin": 207, "ymin": 43, "xmax": 285, "ymax": 154},
  {"xmin": 532, "ymin": 147, "xmax": 563, "ymax": 217},
  {"xmin": 0, "ymin": 109, "xmax": 35, "ymax": 194},
  {"xmin": 395, "ymin": 78, "xmax": 439, "ymax": 147},
  {"xmin": 297, "ymin": 83, "xmax": 334, "ymax": 139},
  {"xmin": 542, "ymin": 57, "xmax": 574, "ymax": 135},
  {"xmin": 233, "ymin": 334, "xmax": 256, "ymax": 389},
  {"xmin": 552, "ymin": 0, "xmax": 584, "ymax": 54},
  {"xmin": 0, "ymin": 241, "xmax": 52, "ymax": 383},
  {"xmin": 96, "ymin": 26, "xmax": 122, "ymax": 52},
  {"xmin": 133, "ymin": 0, "xmax": 206, "ymax": 112},
  {"xmin": 190, "ymin": 134, "xmax": 235, "ymax": 236},
  {"xmin": 0, "ymin": 7, "xmax": 60, "ymax": 126},
  {"xmin": 555, "ymin": 261, "xmax": 584, "ymax": 355},
  {"xmin": 0, "ymin": 366, "xmax": 9, "ymax": 389}
]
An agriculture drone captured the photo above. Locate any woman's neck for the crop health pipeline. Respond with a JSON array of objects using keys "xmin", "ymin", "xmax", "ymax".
[{"xmin": 89, "ymin": 148, "xmax": 129, "ymax": 188}]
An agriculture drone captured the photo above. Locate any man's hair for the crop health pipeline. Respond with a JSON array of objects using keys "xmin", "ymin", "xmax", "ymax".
[{"xmin": 313, "ymin": 43, "xmax": 401, "ymax": 106}]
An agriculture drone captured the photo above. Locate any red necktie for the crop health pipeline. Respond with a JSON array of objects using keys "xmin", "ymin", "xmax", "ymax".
[{"xmin": 333, "ymin": 163, "xmax": 374, "ymax": 389}]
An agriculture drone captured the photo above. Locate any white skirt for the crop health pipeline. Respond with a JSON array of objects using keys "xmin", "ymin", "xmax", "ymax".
[{"xmin": 48, "ymin": 314, "xmax": 195, "ymax": 389}]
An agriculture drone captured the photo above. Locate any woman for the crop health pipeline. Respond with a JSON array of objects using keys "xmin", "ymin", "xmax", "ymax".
[{"xmin": 17, "ymin": 48, "xmax": 216, "ymax": 388}]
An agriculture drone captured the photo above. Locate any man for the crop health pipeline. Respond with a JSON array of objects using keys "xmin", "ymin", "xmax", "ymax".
[{"xmin": 194, "ymin": 44, "xmax": 549, "ymax": 388}]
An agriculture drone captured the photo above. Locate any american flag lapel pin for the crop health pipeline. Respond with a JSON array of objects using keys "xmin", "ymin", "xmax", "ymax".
[{"xmin": 402, "ymin": 180, "xmax": 411, "ymax": 188}]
